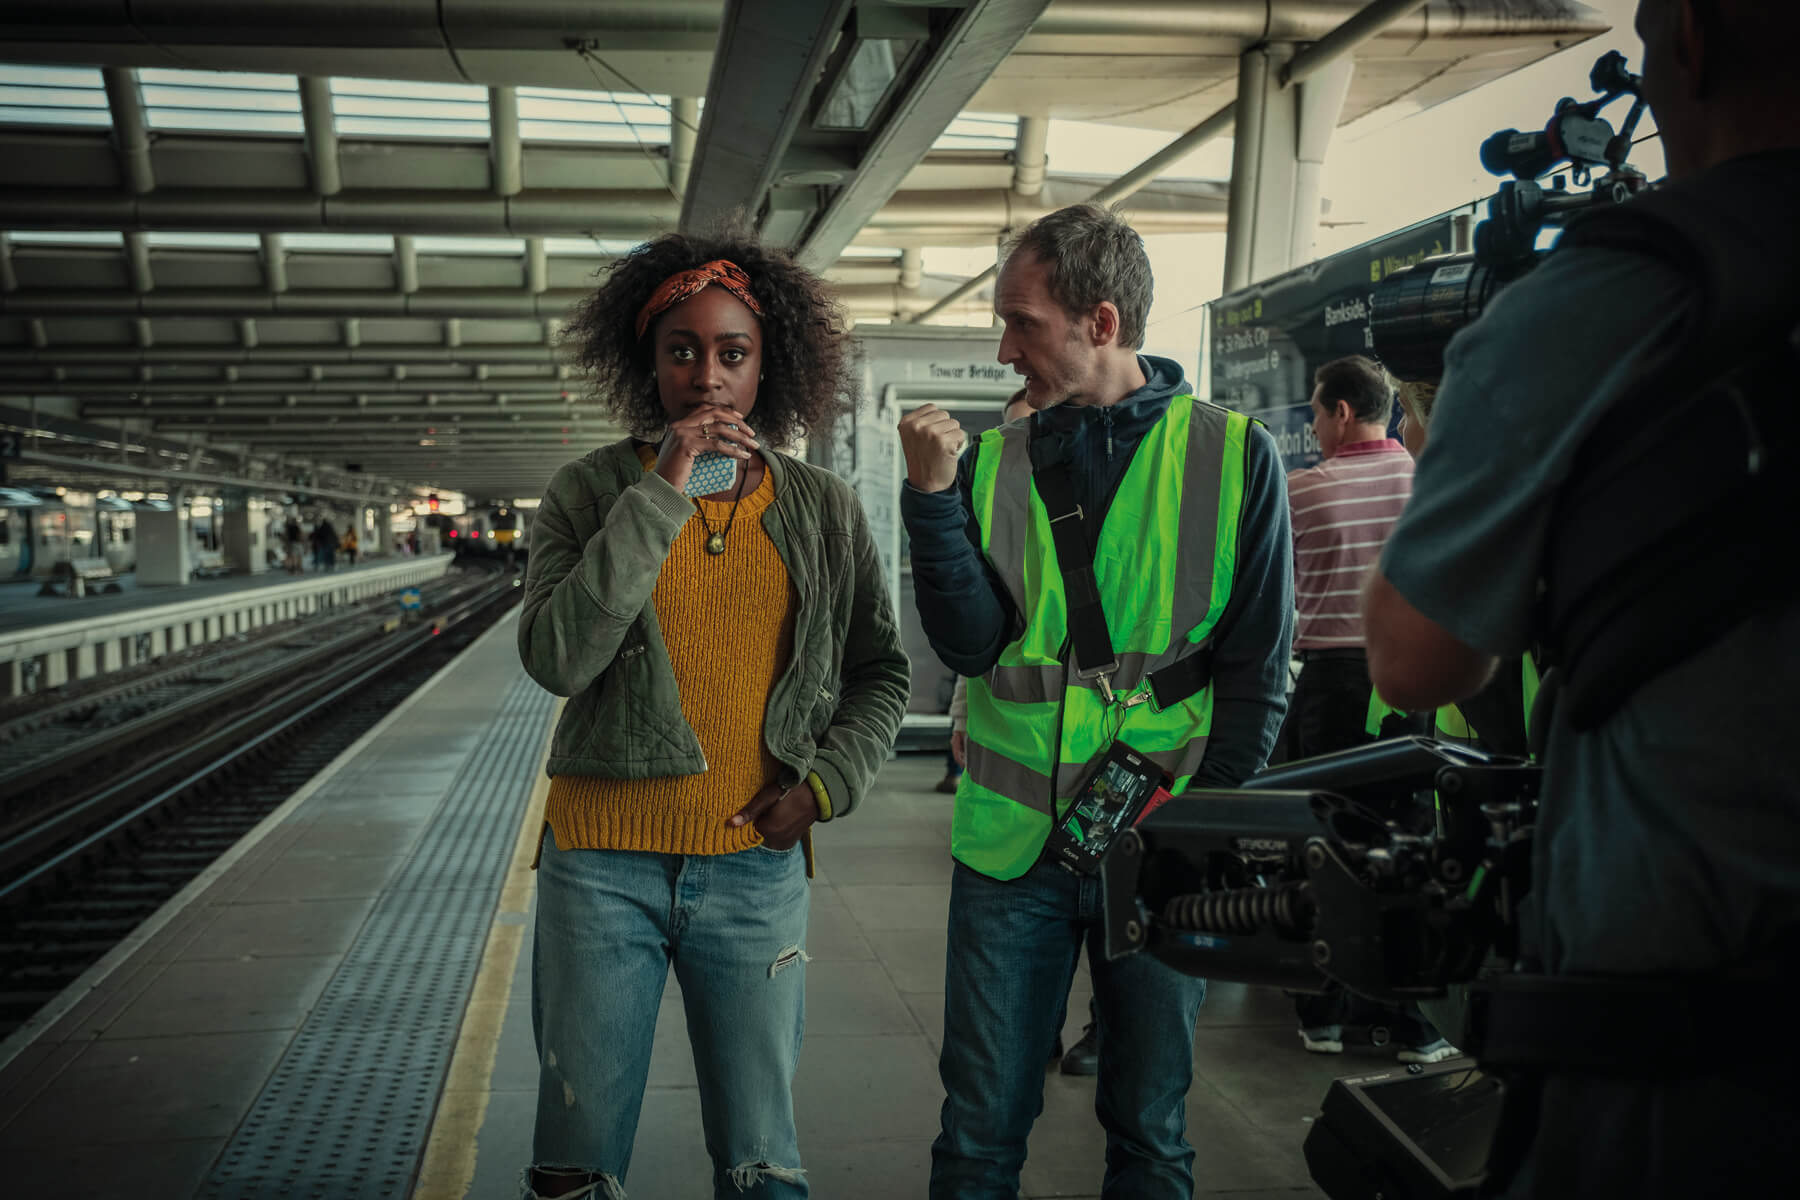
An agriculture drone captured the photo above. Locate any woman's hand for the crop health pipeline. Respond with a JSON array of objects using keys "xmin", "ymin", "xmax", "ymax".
[
  {"xmin": 654, "ymin": 405, "xmax": 760, "ymax": 493},
  {"xmin": 729, "ymin": 781, "xmax": 818, "ymax": 850}
]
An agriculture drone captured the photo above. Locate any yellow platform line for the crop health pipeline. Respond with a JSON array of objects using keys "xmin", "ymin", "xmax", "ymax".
[{"xmin": 415, "ymin": 697, "xmax": 563, "ymax": 1200}]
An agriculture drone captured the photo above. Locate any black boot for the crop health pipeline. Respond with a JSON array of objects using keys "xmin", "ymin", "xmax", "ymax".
[{"xmin": 1059, "ymin": 1023, "xmax": 1099, "ymax": 1076}]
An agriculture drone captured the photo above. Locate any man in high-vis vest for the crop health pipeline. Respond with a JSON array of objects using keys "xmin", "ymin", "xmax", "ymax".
[{"xmin": 898, "ymin": 203, "xmax": 1294, "ymax": 1200}]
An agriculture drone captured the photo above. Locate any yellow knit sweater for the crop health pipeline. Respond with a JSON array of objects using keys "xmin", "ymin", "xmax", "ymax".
[{"xmin": 545, "ymin": 450, "xmax": 795, "ymax": 854}]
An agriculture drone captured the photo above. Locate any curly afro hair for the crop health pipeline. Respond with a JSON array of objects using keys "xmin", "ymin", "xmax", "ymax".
[{"xmin": 562, "ymin": 226, "xmax": 858, "ymax": 448}]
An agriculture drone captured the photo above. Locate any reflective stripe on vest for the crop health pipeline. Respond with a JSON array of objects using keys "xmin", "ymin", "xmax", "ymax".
[{"xmin": 958, "ymin": 398, "xmax": 1250, "ymax": 879}]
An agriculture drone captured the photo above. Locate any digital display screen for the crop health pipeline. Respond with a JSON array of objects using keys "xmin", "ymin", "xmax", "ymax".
[{"xmin": 1363, "ymin": 1066, "xmax": 1503, "ymax": 1182}]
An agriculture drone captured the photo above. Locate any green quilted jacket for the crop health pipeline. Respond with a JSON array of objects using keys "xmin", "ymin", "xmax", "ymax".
[{"xmin": 518, "ymin": 438, "xmax": 909, "ymax": 818}]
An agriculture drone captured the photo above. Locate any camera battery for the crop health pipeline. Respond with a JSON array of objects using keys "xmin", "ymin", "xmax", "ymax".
[{"xmin": 1045, "ymin": 741, "xmax": 1173, "ymax": 875}]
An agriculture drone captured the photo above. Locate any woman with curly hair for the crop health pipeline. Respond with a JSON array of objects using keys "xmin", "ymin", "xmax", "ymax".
[{"xmin": 515, "ymin": 228, "xmax": 909, "ymax": 1199}]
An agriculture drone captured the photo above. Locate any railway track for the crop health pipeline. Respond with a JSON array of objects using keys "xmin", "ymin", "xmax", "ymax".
[{"xmin": 0, "ymin": 568, "xmax": 522, "ymax": 1038}]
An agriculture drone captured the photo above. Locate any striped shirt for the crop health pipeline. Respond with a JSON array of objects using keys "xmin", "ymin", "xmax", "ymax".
[{"xmin": 1286, "ymin": 439, "xmax": 1414, "ymax": 649}]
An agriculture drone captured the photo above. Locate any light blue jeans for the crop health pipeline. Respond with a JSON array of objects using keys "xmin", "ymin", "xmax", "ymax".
[
  {"xmin": 526, "ymin": 835, "xmax": 810, "ymax": 1199},
  {"xmin": 931, "ymin": 859, "xmax": 1209, "ymax": 1200}
]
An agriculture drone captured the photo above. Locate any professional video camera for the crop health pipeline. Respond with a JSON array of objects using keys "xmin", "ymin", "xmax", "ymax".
[
  {"xmin": 1098, "ymin": 737, "xmax": 1540, "ymax": 1200},
  {"xmin": 1369, "ymin": 51, "xmax": 1652, "ymax": 382}
]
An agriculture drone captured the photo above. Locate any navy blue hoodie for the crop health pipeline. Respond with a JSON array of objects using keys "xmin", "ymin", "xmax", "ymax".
[{"xmin": 900, "ymin": 353, "xmax": 1293, "ymax": 788}]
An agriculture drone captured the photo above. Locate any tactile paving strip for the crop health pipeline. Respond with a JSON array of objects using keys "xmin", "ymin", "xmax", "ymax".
[{"xmin": 199, "ymin": 672, "xmax": 554, "ymax": 1200}]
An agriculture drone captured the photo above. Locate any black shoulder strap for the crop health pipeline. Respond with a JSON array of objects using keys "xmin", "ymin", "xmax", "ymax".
[
  {"xmin": 1027, "ymin": 411, "xmax": 1214, "ymax": 710},
  {"xmin": 1028, "ymin": 417, "xmax": 1117, "ymax": 688}
]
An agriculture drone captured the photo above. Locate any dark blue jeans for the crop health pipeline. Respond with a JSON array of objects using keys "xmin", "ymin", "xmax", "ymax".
[{"xmin": 931, "ymin": 859, "xmax": 1208, "ymax": 1199}]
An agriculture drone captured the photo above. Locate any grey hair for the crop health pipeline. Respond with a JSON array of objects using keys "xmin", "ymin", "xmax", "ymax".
[{"xmin": 1002, "ymin": 203, "xmax": 1153, "ymax": 350}]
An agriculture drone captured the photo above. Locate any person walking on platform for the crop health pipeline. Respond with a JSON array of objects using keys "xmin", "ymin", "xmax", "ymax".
[
  {"xmin": 1281, "ymin": 354, "xmax": 1452, "ymax": 1063},
  {"xmin": 311, "ymin": 517, "xmax": 337, "ymax": 572},
  {"xmin": 516, "ymin": 227, "xmax": 909, "ymax": 1200},
  {"xmin": 283, "ymin": 514, "xmax": 304, "ymax": 575},
  {"xmin": 340, "ymin": 527, "xmax": 358, "ymax": 567},
  {"xmin": 1363, "ymin": 3, "xmax": 1800, "ymax": 1194},
  {"xmin": 899, "ymin": 203, "xmax": 1294, "ymax": 1200}
]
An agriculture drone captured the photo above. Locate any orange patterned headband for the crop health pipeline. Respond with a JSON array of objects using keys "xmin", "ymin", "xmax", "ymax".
[{"xmin": 634, "ymin": 259, "xmax": 765, "ymax": 340}]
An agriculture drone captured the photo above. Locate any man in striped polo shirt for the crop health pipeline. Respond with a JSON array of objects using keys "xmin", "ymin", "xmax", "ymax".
[
  {"xmin": 1284, "ymin": 353, "xmax": 1452, "ymax": 1062},
  {"xmin": 1287, "ymin": 354, "xmax": 1419, "ymax": 755}
]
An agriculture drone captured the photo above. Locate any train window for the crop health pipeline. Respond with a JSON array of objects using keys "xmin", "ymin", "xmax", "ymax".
[{"xmin": 0, "ymin": 518, "xmax": 9, "ymax": 545}]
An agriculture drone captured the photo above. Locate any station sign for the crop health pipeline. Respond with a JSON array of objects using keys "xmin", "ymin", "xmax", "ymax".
[{"xmin": 1207, "ymin": 214, "xmax": 1459, "ymax": 469}]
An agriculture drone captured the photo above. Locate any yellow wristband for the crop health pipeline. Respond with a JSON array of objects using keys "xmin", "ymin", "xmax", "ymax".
[{"xmin": 806, "ymin": 771, "xmax": 833, "ymax": 821}]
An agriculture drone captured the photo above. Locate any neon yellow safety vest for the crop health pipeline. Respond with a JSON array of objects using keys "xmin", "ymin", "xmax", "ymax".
[
  {"xmin": 1437, "ymin": 653, "xmax": 1543, "ymax": 750},
  {"xmin": 958, "ymin": 398, "xmax": 1252, "ymax": 880}
]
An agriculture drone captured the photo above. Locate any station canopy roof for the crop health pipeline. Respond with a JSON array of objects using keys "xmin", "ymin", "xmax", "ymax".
[{"xmin": 0, "ymin": 1, "xmax": 1606, "ymax": 501}]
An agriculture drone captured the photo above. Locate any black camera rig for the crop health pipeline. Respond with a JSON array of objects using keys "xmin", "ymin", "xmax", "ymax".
[
  {"xmin": 1097, "ymin": 737, "xmax": 1539, "ymax": 1200},
  {"xmin": 1369, "ymin": 52, "xmax": 1652, "ymax": 382},
  {"xmin": 1099, "ymin": 737, "xmax": 1538, "ymax": 1005}
]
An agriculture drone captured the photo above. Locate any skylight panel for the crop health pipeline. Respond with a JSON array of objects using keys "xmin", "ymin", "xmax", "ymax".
[
  {"xmin": 283, "ymin": 233, "xmax": 397, "ymax": 253},
  {"xmin": 516, "ymin": 86, "xmax": 672, "ymax": 144},
  {"xmin": 143, "ymin": 232, "xmax": 262, "ymax": 249},
  {"xmin": 8, "ymin": 230, "xmax": 125, "ymax": 245},
  {"xmin": 332, "ymin": 77, "xmax": 488, "ymax": 139},
  {"xmin": 543, "ymin": 237, "xmax": 645, "ymax": 256},
  {"xmin": 413, "ymin": 236, "xmax": 527, "ymax": 256},
  {"xmin": 138, "ymin": 67, "xmax": 302, "ymax": 134},
  {"xmin": 0, "ymin": 64, "xmax": 111, "ymax": 127},
  {"xmin": 934, "ymin": 112, "xmax": 1019, "ymax": 152}
]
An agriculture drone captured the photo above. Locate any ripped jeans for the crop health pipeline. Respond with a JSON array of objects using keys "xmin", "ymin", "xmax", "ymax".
[{"xmin": 526, "ymin": 836, "xmax": 810, "ymax": 1199}]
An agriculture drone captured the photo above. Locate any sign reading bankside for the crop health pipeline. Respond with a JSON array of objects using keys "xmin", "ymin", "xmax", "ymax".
[{"xmin": 1206, "ymin": 213, "xmax": 1460, "ymax": 469}]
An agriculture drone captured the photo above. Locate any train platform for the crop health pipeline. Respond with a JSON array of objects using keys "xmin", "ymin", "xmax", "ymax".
[
  {"xmin": 0, "ymin": 606, "xmax": 1359, "ymax": 1199},
  {"xmin": 0, "ymin": 554, "xmax": 455, "ymax": 695},
  {"xmin": 0, "ymin": 555, "xmax": 442, "ymax": 635}
]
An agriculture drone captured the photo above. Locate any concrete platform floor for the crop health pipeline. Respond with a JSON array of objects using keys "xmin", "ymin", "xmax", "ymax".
[{"xmin": 442, "ymin": 754, "xmax": 1404, "ymax": 1200}]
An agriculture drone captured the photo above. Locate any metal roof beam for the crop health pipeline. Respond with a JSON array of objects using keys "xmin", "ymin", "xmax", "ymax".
[
  {"xmin": 299, "ymin": 76, "xmax": 342, "ymax": 196},
  {"xmin": 0, "ymin": 281, "xmax": 993, "ymax": 320},
  {"xmin": 489, "ymin": 86, "xmax": 522, "ymax": 196},
  {"xmin": 0, "ymin": 2, "xmax": 1609, "ymax": 89},
  {"xmin": 261, "ymin": 233, "xmax": 288, "ymax": 294},
  {"xmin": 1012, "ymin": 115, "xmax": 1048, "ymax": 198},
  {"xmin": 796, "ymin": 0, "xmax": 1052, "ymax": 271},
  {"xmin": 0, "ymin": 345, "xmax": 562, "ymax": 366},
  {"xmin": 668, "ymin": 98, "xmax": 699, "ymax": 197},
  {"xmin": 680, "ymin": 0, "xmax": 854, "ymax": 233},
  {"xmin": 101, "ymin": 67, "xmax": 154, "ymax": 195},
  {"xmin": 0, "ymin": 184, "xmax": 1220, "ymax": 242}
]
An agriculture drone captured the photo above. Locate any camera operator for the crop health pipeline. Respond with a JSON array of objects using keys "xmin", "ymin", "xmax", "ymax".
[{"xmin": 1362, "ymin": 2, "xmax": 1800, "ymax": 1194}]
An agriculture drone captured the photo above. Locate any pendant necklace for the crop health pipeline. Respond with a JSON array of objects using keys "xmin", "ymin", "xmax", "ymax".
[{"xmin": 695, "ymin": 463, "xmax": 750, "ymax": 556}]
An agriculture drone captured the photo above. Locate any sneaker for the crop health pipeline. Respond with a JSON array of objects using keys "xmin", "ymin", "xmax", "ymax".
[
  {"xmin": 934, "ymin": 774, "xmax": 960, "ymax": 794},
  {"xmin": 1397, "ymin": 1038, "xmax": 1460, "ymax": 1064},
  {"xmin": 1299, "ymin": 1025, "xmax": 1344, "ymax": 1054},
  {"xmin": 1060, "ymin": 1023, "xmax": 1099, "ymax": 1075}
]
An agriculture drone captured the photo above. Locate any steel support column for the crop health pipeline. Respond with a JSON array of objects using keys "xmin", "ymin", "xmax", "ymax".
[
  {"xmin": 102, "ymin": 67, "xmax": 155, "ymax": 195},
  {"xmin": 298, "ymin": 77, "xmax": 342, "ymax": 196}
]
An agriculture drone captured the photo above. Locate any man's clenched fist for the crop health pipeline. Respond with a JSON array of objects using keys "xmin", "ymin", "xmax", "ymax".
[{"xmin": 898, "ymin": 404, "xmax": 968, "ymax": 493}]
